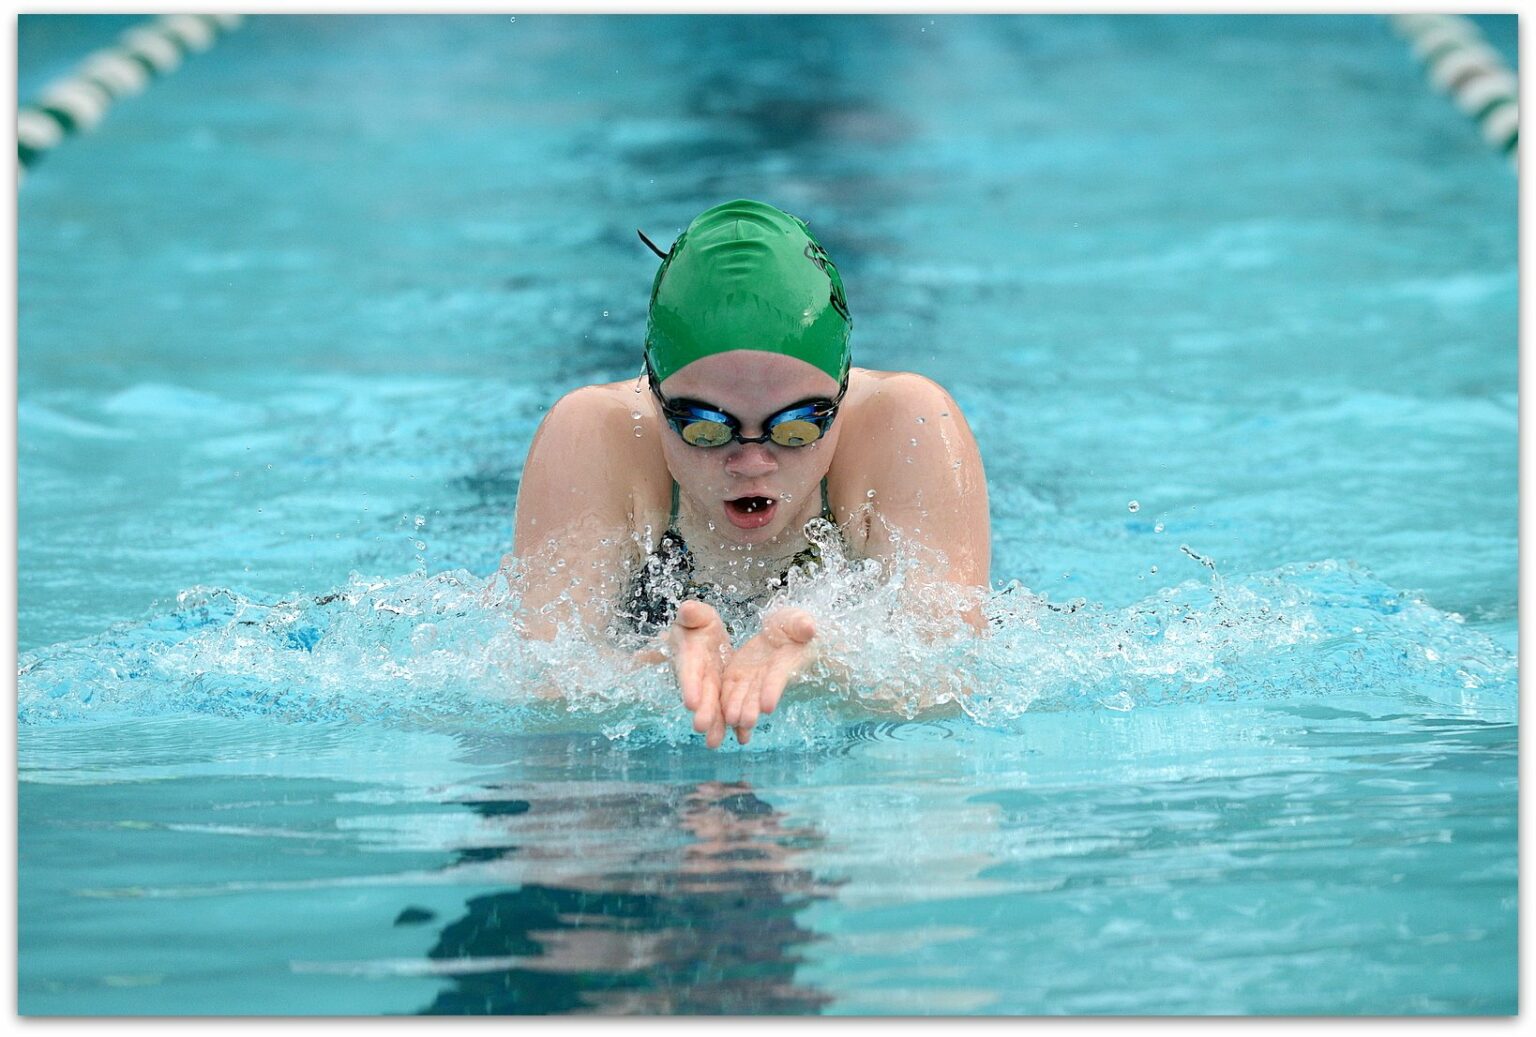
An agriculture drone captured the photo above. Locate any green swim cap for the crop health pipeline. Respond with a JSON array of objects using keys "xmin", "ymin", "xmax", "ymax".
[{"xmin": 644, "ymin": 199, "xmax": 851, "ymax": 384}]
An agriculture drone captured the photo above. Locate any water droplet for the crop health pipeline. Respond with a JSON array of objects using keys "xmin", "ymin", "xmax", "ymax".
[
  {"xmin": 909, "ymin": 437, "xmax": 918, "ymax": 446},
  {"xmin": 1127, "ymin": 500, "xmax": 1140, "ymax": 513},
  {"xmin": 905, "ymin": 457, "xmax": 913, "ymax": 464},
  {"xmin": 1154, "ymin": 522, "xmax": 1165, "ymax": 533},
  {"xmin": 915, "ymin": 416, "xmax": 926, "ymax": 424},
  {"xmin": 939, "ymin": 411, "xmax": 950, "ymax": 418},
  {"xmin": 602, "ymin": 310, "xmax": 609, "ymax": 317},
  {"xmin": 633, "ymin": 426, "xmax": 643, "ymax": 437},
  {"xmin": 951, "ymin": 460, "xmax": 963, "ymax": 470},
  {"xmin": 866, "ymin": 489, "xmax": 876, "ymax": 498},
  {"xmin": 556, "ymin": 558, "xmax": 566, "ymax": 568},
  {"xmin": 1149, "ymin": 565, "xmax": 1158, "ymax": 574},
  {"xmin": 630, "ymin": 409, "xmax": 642, "ymax": 420}
]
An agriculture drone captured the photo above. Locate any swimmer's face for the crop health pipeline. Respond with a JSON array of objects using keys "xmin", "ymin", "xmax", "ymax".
[{"xmin": 655, "ymin": 350, "xmax": 844, "ymax": 547}]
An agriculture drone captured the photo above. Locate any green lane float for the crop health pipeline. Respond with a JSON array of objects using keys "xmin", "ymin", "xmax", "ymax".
[
  {"xmin": 1389, "ymin": 13, "xmax": 1518, "ymax": 170},
  {"xmin": 17, "ymin": 13, "xmax": 244, "ymax": 185}
]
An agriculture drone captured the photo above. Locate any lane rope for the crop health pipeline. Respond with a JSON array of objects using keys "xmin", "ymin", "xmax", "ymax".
[
  {"xmin": 1389, "ymin": 13, "xmax": 1518, "ymax": 173},
  {"xmin": 16, "ymin": 13, "xmax": 244, "ymax": 187}
]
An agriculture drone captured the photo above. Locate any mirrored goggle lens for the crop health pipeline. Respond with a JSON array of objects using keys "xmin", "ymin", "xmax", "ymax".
[
  {"xmin": 678, "ymin": 419, "xmax": 735, "ymax": 447},
  {"xmin": 768, "ymin": 418, "xmax": 825, "ymax": 447}
]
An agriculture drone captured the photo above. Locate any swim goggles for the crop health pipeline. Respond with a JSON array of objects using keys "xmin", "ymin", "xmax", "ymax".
[{"xmin": 645, "ymin": 355, "xmax": 847, "ymax": 448}]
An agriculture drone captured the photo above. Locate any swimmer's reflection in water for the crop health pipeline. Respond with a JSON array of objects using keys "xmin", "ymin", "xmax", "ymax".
[{"xmin": 414, "ymin": 780, "xmax": 838, "ymax": 1015}]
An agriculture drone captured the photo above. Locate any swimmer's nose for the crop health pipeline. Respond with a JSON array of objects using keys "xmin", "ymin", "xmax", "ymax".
[{"xmin": 724, "ymin": 441, "xmax": 777, "ymax": 476}]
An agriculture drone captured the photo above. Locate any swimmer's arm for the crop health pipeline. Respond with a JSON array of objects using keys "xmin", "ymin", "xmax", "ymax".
[
  {"xmin": 507, "ymin": 386, "xmax": 644, "ymax": 640},
  {"xmin": 508, "ymin": 392, "xmax": 740, "ymax": 741},
  {"xmin": 844, "ymin": 372, "xmax": 992, "ymax": 630}
]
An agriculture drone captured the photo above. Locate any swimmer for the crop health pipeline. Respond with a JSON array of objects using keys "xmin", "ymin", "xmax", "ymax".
[{"xmin": 511, "ymin": 199, "xmax": 990, "ymax": 747}]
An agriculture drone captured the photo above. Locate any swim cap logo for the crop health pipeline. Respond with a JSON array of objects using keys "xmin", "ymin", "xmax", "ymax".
[{"xmin": 803, "ymin": 242, "xmax": 851, "ymax": 324}]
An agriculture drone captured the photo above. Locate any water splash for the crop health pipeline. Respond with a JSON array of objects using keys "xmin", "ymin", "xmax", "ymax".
[{"xmin": 17, "ymin": 533, "xmax": 1516, "ymax": 744}]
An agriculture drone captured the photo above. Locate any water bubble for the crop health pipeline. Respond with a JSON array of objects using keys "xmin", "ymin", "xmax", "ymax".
[
  {"xmin": 1154, "ymin": 522, "xmax": 1165, "ymax": 533},
  {"xmin": 1149, "ymin": 565, "xmax": 1158, "ymax": 574},
  {"xmin": 1127, "ymin": 500, "xmax": 1140, "ymax": 513},
  {"xmin": 602, "ymin": 310, "xmax": 609, "ymax": 317}
]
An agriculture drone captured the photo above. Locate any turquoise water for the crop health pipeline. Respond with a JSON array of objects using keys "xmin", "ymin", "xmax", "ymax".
[{"xmin": 18, "ymin": 14, "xmax": 1516, "ymax": 1015}]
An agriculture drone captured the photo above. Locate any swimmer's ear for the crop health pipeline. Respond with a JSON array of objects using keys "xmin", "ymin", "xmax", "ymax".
[{"xmin": 636, "ymin": 228, "xmax": 670, "ymax": 260}]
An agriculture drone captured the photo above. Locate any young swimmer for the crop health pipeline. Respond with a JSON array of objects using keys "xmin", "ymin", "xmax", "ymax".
[{"xmin": 512, "ymin": 199, "xmax": 990, "ymax": 747}]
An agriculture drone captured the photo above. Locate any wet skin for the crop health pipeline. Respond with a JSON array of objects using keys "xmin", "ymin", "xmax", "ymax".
[{"xmin": 511, "ymin": 350, "xmax": 991, "ymax": 748}]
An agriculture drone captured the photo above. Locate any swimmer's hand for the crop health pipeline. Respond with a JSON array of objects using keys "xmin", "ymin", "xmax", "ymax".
[
  {"xmin": 720, "ymin": 607, "xmax": 817, "ymax": 746},
  {"xmin": 667, "ymin": 600, "xmax": 740, "ymax": 750}
]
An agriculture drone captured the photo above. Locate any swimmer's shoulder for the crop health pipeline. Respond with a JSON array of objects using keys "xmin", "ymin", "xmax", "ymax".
[
  {"xmin": 843, "ymin": 367, "xmax": 962, "ymax": 421},
  {"xmin": 533, "ymin": 380, "xmax": 671, "ymax": 529},
  {"xmin": 829, "ymin": 368, "xmax": 977, "ymax": 526}
]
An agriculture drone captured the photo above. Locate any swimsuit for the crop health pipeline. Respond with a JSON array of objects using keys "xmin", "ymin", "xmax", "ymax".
[{"xmin": 619, "ymin": 478, "xmax": 837, "ymax": 637}]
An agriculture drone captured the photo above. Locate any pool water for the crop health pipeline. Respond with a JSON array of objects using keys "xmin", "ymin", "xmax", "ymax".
[{"xmin": 17, "ymin": 14, "xmax": 1517, "ymax": 1015}]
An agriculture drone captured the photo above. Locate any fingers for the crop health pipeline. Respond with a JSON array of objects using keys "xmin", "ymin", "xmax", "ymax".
[
  {"xmin": 670, "ymin": 600, "xmax": 727, "ymax": 726},
  {"xmin": 678, "ymin": 641, "xmax": 704, "ymax": 712},
  {"xmin": 675, "ymin": 599, "xmax": 716, "ymax": 631},
  {"xmin": 775, "ymin": 608, "xmax": 816, "ymax": 646},
  {"xmin": 720, "ymin": 664, "xmax": 755, "ymax": 731},
  {"xmin": 691, "ymin": 667, "xmax": 720, "ymax": 736},
  {"xmin": 757, "ymin": 652, "xmax": 800, "ymax": 717}
]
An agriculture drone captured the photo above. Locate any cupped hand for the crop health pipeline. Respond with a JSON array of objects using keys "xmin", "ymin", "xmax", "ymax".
[
  {"xmin": 667, "ymin": 599, "xmax": 738, "ymax": 749},
  {"xmin": 720, "ymin": 607, "xmax": 818, "ymax": 745}
]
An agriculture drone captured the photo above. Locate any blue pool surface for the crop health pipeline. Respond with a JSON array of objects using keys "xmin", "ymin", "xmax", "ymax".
[{"xmin": 17, "ymin": 14, "xmax": 1517, "ymax": 1015}]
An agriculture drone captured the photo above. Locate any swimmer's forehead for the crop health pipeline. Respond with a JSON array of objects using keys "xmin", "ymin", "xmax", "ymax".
[{"xmin": 659, "ymin": 350, "xmax": 840, "ymax": 408}]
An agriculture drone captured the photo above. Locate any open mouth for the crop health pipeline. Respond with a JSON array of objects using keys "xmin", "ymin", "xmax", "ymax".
[{"xmin": 723, "ymin": 495, "xmax": 778, "ymax": 529}]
